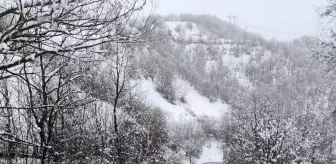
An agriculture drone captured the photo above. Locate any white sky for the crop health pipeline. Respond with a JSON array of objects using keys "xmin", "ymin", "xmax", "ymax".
[{"xmin": 147, "ymin": 0, "xmax": 328, "ymax": 41}]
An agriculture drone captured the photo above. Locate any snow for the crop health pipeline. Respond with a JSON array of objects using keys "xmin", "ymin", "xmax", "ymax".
[
  {"xmin": 165, "ymin": 20, "xmax": 277, "ymax": 90},
  {"xmin": 165, "ymin": 21, "xmax": 207, "ymax": 42},
  {"xmin": 136, "ymin": 79, "xmax": 190, "ymax": 119},
  {"xmin": 176, "ymin": 79, "xmax": 229, "ymax": 117},
  {"xmin": 222, "ymin": 53, "xmax": 251, "ymax": 68},
  {"xmin": 166, "ymin": 21, "xmax": 200, "ymax": 35},
  {"xmin": 233, "ymin": 70, "xmax": 253, "ymax": 89},
  {"xmin": 196, "ymin": 140, "xmax": 223, "ymax": 164},
  {"xmin": 222, "ymin": 54, "xmax": 253, "ymax": 89},
  {"xmin": 261, "ymin": 50, "xmax": 272, "ymax": 63},
  {"xmin": 0, "ymin": 43, "xmax": 9, "ymax": 50},
  {"xmin": 135, "ymin": 78, "xmax": 229, "ymax": 119},
  {"xmin": 205, "ymin": 60, "xmax": 218, "ymax": 73},
  {"xmin": 0, "ymin": 130, "xmax": 10, "ymax": 135}
]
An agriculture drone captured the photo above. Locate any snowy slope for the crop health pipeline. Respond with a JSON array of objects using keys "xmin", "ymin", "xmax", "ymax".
[
  {"xmin": 135, "ymin": 79, "xmax": 189, "ymax": 118},
  {"xmin": 135, "ymin": 78, "xmax": 229, "ymax": 119}
]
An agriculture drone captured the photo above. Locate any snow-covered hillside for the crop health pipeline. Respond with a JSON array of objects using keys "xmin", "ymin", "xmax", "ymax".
[
  {"xmin": 148, "ymin": 14, "xmax": 332, "ymax": 164},
  {"xmin": 135, "ymin": 78, "xmax": 229, "ymax": 119},
  {"xmin": 129, "ymin": 17, "xmax": 284, "ymax": 163},
  {"xmin": 131, "ymin": 18, "xmax": 281, "ymax": 163},
  {"xmin": 164, "ymin": 20, "xmax": 274, "ymax": 91}
]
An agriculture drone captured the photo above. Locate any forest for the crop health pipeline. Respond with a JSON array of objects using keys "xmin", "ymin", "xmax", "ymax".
[{"xmin": 1, "ymin": 0, "xmax": 336, "ymax": 164}]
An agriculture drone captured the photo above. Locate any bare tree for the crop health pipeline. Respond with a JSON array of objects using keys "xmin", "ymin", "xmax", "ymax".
[{"xmin": 105, "ymin": 44, "xmax": 133, "ymax": 164}]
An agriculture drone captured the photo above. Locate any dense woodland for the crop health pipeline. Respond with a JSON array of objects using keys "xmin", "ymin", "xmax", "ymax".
[{"xmin": 2, "ymin": 0, "xmax": 336, "ymax": 164}]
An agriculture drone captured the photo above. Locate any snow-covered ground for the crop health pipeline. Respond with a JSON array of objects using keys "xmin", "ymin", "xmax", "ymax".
[
  {"xmin": 222, "ymin": 53, "xmax": 253, "ymax": 89},
  {"xmin": 165, "ymin": 21, "xmax": 209, "ymax": 42},
  {"xmin": 135, "ymin": 79, "xmax": 189, "ymax": 118},
  {"xmin": 196, "ymin": 140, "xmax": 223, "ymax": 164},
  {"xmin": 135, "ymin": 78, "xmax": 229, "ymax": 119}
]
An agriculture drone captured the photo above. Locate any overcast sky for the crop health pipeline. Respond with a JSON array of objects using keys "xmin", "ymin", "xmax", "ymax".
[{"xmin": 148, "ymin": 0, "xmax": 327, "ymax": 41}]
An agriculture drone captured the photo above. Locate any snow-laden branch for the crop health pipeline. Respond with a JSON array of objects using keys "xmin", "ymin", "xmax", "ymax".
[
  {"xmin": 0, "ymin": 0, "xmax": 148, "ymax": 72},
  {"xmin": 0, "ymin": 130, "xmax": 52, "ymax": 149}
]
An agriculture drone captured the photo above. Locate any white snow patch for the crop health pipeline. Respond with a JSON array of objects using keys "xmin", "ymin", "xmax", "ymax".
[
  {"xmin": 222, "ymin": 53, "xmax": 251, "ymax": 68},
  {"xmin": 176, "ymin": 79, "xmax": 229, "ymax": 117},
  {"xmin": 135, "ymin": 79, "xmax": 192, "ymax": 119},
  {"xmin": 232, "ymin": 70, "xmax": 253, "ymax": 89},
  {"xmin": 135, "ymin": 78, "xmax": 229, "ymax": 119},
  {"xmin": 261, "ymin": 50, "xmax": 272, "ymax": 63},
  {"xmin": 165, "ymin": 21, "xmax": 208, "ymax": 42},
  {"xmin": 205, "ymin": 60, "xmax": 217, "ymax": 73},
  {"xmin": 0, "ymin": 43, "xmax": 9, "ymax": 50},
  {"xmin": 222, "ymin": 53, "xmax": 253, "ymax": 89},
  {"xmin": 196, "ymin": 140, "xmax": 223, "ymax": 164}
]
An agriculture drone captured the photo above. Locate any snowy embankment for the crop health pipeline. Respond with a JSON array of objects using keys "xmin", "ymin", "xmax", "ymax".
[
  {"xmin": 134, "ymin": 78, "xmax": 227, "ymax": 163},
  {"xmin": 135, "ymin": 78, "xmax": 229, "ymax": 119}
]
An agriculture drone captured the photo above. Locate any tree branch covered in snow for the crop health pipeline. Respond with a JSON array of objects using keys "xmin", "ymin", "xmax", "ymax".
[{"xmin": 0, "ymin": 0, "xmax": 151, "ymax": 75}]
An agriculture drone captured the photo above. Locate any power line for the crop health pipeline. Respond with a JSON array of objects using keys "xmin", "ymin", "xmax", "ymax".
[
  {"xmin": 237, "ymin": 20, "xmax": 310, "ymax": 37},
  {"xmin": 225, "ymin": 15, "xmax": 307, "ymax": 37}
]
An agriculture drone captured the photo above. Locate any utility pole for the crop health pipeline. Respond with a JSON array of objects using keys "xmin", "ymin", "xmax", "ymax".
[
  {"xmin": 227, "ymin": 14, "xmax": 232, "ymax": 24},
  {"xmin": 227, "ymin": 14, "xmax": 238, "ymax": 26},
  {"xmin": 243, "ymin": 26, "xmax": 247, "ymax": 44}
]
